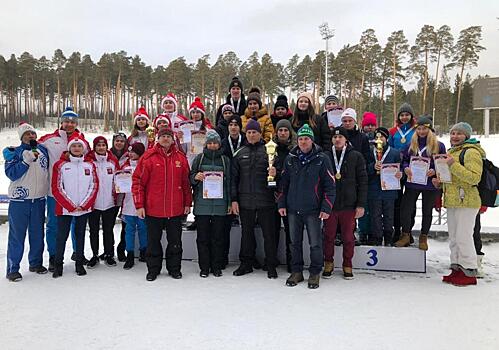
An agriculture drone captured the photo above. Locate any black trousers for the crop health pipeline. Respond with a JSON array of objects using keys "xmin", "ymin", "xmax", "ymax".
[
  {"xmin": 239, "ymin": 207, "xmax": 278, "ymax": 268},
  {"xmin": 55, "ymin": 214, "xmax": 88, "ymax": 265},
  {"xmin": 196, "ymin": 215, "xmax": 225, "ymax": 271},
  {"xmin": 145, "ymin": 215, "xmax": 183, "ymax": 275},
  {"xmin": 274, "ymin": 209, "xmax": 291, "ymax": 262},
  {"xmin": 222, "ymin": 214, "xmax": 235, "ymax": 264},
  {"xmin": 400, "ymin": 188, "xmax": 439, "ymax": 235},
  {"xmin": 88, "ymin": 207, "xmax": 119, "ymax": 257},
  {"xmin": 116, "ymin": 214, "xmax": 127, "ymax": 255},
  {"xmin": 473, "ymin": 213, "xmax": 483, "ymax": 255}
]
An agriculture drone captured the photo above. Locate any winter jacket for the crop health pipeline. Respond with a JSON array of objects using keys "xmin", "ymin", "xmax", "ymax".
[
  {"xmin": 291, "ymin": 113, "xmax": 332, "ymax": 151},
  {"xmin": 132, "ymin": 143, "xmax": 192, "ymax": 218},
  {"xmin": 85, "ymin": 151, "xmax": 119, "ymax": 211},
  {"xmin": 324, "ymin": 145, "xmax": 368, "ymax": 211},
  {"xmin": 389, "ymin": 121, "xmax": 416, "ymax": 152},
  {"xmin": 345, "ymin": 125, "xmax": 371, "ymax": 162},
  {"xmin": 39, "ymin": 129, "xmax": 89, "ymax": 196},
  {"xmin": 443, "ymin": 140, "xmax": 485, "ymax": 209},
  {"xmin": 241, "ymin": 106, "xmax": 274, "ymax": 143},
  {"xmin": 120, "ymin": 159, "xmax": 139, "ymax": 216},
  {"xmin": 215, "ymin": 118, "xmax": 230, "ymax": 141},
  {"xmin": 277, "ymin": 144, "xmax": 336, "ymax": 215},
  {"xmin": 401, "ymin": 137, "xmax": 446, "ymax": 191},
  {"xmin": 111, "ymin": 149, "xmax": 129, "ymax": 168},
  {"xmin": 221, "ymin": 133, "xmax": 247, "ymax": 159},
  {"xmin": 216, "ymin": 94, "xmax": 247, "ymax": 125},
  {"xmin": 231, "ymin": 140, "xmax": 276, "ymax": 209},
  {"xmin": 190, "ymin": 148, "xmax": 231, "ymax": 216},
  {"xmin": 3, "ymin": 143, "xmax": 49, "ymax": 200},
  {"xmin": 367, "ymin": 145, "xmax": 401, "ymax": 200},
  {"xmin": 52, "ymin": 152, "xmax": 99, "ymax": 216},
  {"xmin": 270, "ymin": 109, "xmax": 293, "ymax": 130},
  {"xmin": 273, "ymin": 134, "xmax": 297, "ymax": 185}
]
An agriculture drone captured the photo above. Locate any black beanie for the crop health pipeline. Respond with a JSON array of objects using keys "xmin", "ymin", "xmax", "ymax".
[
  {"xmin": 417, "ymin": 115, "xmax": 434, "ymax": 131},
  {"xmin": 247, "ymin": 87, "xmax": 262, "ymax": 108},
  {"xmin": 228, "ymin": 114, "xmax": 243, "ymax": 130},
  {"xmin": 375, "ymin": 127, "xmax": 390, "ymax": 140},
  {"xmin": 274, "ymin": 95, "xmax": 289, "ymax": 111},
  {"xmin": 229, "ymin": 77, "xmax": 243, "ymax": 92},
  {"xmin": 332, "ymin": 126, "xmax": 349, "ymax": 139}
]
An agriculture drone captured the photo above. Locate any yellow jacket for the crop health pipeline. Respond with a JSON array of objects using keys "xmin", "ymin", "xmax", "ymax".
[
  {"xmin": 241, "ymin": 106, "xmax": 274, "ymax": 143},
  {"xmin": 443, "ymin": 140, "xmax": 485, "ymax": 209}
]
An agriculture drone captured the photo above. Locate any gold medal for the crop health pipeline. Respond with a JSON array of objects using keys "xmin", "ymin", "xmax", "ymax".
[
  {"xmin": 335, "ymin": 173, "xmax": 342, "ymax": 180},
  {"xmin": 401, "ymin": 137, "xmax": 406, "ymax": 144}
]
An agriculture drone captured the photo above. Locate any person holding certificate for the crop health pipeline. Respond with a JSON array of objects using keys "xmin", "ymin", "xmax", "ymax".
[
  {"xmin": 190, "ymin": 130, "xmax": 231, "ymax": 278},
  {"xmin": 323, "ymin": 127, "xmax": 368, "ymax": 280},
  {"xmin": 395, "ymin": 116, "xmax": 446, "ymax": 250},
  {"xmin": 367, "ymin": 127, "xmax": 402, "ymax": 246}
]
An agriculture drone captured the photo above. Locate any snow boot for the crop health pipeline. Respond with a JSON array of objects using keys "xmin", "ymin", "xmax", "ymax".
[
  {"xmin": 267, "ymin": 266, "xmax": 278, "ymax": 279},
  {"xmin": 452, "ymin": 269, "xmax": 477, "ymax": 287},
  {"xmin": 123, "ymin": 252, "xmax": 135, "ymax": 270},
  {"xmin": 285, "ymin": 272, "xmax": 304, "ymax": 287},
  {"xmin": 307, "ymin": 274, "xmax": 320, "ymax": 289},
  {"xmin": 394, "ymin": 233, "xmax": 411, "ymax": 247},
  {"xmin": 343, "ymin": 267, "xmax": 354, "ymax": 280},
  {"xmin": 477, "ymin": 255, "xmax": 485, "ymax": 279},
  {"xmin": 442, "ymin": 268, "xmax": 459, "ymax": 284},
  {"xmin": 418, "ymin": 234, "xmax": 429, "ymax": 251},
  {"xmin": 322, "ymin": 261, "xmax": 334, "ymax": 279}
]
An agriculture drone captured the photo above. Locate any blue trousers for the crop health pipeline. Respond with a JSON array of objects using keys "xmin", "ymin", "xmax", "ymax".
[
  {"xmin": 123, "ymin": 215, "xmax": 147, "ymax": 252},
  {"xmin": 55, "ymin": 214, "xmax": 89, "ymax": 265},
  {"xmin": 357, "ymin": 201, "xmax": 371, "ymax": 238},
  {"xmin": 288, "ymin": 212, "xmax": 324, "ymax": 275},
  {"xmin": 6, "ymin": 198, "xmax": 46, "ymax": 275},
  {"xmin": 46, "ymin": 196, "xmax": 76, "ymax": 256}
]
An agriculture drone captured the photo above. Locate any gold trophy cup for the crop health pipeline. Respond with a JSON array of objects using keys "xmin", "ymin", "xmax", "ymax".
[
  {"xmin": 146, "ymin": 125, "xmax": 156, "ymax": 143},
  {"xmin": 374, "ymin": 133, "xmax": 384, "ymax": 175},
  {"xmin": 265, "ymin": 139, "xmax": 277, "ymax": 188}
]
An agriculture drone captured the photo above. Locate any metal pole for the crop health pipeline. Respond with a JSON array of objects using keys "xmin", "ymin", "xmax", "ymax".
[
  {"xmin": 484, "ymin": 108, "xmax": 490, "ymax": 138},
  {"xmin": 325, "ymin": 38, "xmax": 329, "ymax": 96}
]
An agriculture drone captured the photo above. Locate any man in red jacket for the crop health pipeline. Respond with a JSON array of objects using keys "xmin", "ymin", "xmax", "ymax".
[{"xmin": 132, "ymin": 128, "xmax": 192, "ymax": 281}]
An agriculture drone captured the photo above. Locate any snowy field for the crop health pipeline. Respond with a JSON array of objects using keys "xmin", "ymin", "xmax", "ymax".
[
  {"xmin": 1, "ymin": 127, "xmax": 499, "ymax": 349},
  {"xmin": 0, "ymin": 224, "xmax": 499, "ymax": 349}
]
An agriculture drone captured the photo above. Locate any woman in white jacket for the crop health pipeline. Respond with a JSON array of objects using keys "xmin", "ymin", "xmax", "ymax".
[
  {"xmin": 85, "ymin": 136, "xmax": 120, "ymax": 268},
  {"xmin": 51, "ymin": 138, "xmax": 99, "ymax": 278}
]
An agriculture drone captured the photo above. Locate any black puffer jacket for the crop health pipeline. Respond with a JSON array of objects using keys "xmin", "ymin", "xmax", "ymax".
[
  {"xmin": 216, "ymin": 94, "xmax": 247, "ymax": 125},
  {"xmin": 277, "ymin": 144, "xmax": 336, "ymax": 215},
  {"xmin": 231, "ymin": 140, "xmax": 275, "ymax": 209},
  {"xmin": 345, "ymin": 125, "xmax": 370, "ymax": 161},
  {"xmin": 292, "ymin": 113, "xmax": 332, "ymax": 151},
  {"xmin": 324, "ymin": 145, "xmax": 368, "ymax": 211}
]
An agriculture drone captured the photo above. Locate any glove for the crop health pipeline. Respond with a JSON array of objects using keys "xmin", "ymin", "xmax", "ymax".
[{"xmin": 22, "ymin": 150, "xmax": 37, "ymax": 163}]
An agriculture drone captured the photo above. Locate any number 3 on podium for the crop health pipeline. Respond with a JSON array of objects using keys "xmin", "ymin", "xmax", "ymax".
[{"xmin": 367, "ymin": 249, "xmax": 378, "ymax": 267}]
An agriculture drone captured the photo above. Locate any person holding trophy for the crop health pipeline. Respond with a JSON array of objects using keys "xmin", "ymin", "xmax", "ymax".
[
  {"xmin": 128, "ymin": 107, "xmax": 155, "ymax": 150},
  {"xmin": 230, "ymin": 119, "xmax": 278, "ymax": 279}
]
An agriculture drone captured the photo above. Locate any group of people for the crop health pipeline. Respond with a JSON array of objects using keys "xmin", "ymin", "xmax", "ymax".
[{"xmin": 4, "ymin": 76, "xmax": 487, "ymax": 288}]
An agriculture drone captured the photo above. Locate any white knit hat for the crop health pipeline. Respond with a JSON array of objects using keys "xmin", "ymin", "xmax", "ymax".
[
  {"xmin": 18, "ymin": 122, "xmax": 36, "ymax": 140},
  {"xmin": 67, "ymin": 138, "xmax": 88, "ymax": 154},
  {"xmin": 341, "ymin": 108, "xmax": 357, "ymax": 122}
]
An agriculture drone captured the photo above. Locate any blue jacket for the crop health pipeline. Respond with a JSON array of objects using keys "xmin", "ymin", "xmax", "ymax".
[
  {"xmin": 4, "ymin": 143, "xmax": 50, "ymax": 199},
  {"xmin": 388, "ymin": 123, "xmax": 416, "ymax": 152},
  {"xmin": 277, "ymin": 144, "xmax": 336, "ymax": 215},
  {"xmin": 367, "ymin": 144, "xmax": 401, "ymax": 201}
]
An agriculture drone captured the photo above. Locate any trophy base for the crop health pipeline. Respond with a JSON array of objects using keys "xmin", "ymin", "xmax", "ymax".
[{"xmin": 267, "ymin": 181, "xmax": 277, "ymax": 189}]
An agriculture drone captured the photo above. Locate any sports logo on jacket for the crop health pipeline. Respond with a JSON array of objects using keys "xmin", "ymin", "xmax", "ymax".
[
  {"xmin": 107, "ymin": 167, "xmax": 113, "ymax": 174},
  {"xmin": 175, "ymin": 160, "xmax": 181, "ymax": 168},
  {"xmin": 85, "ymin": 169, "xmax": 90, "ymax": 176},
  {"xmin": 39, "ymin": 154, "xmax": 49, "ymax": 170},
  {"xmin": 12, "ymin": 186, "xmax": 29, "ymax": 199}
]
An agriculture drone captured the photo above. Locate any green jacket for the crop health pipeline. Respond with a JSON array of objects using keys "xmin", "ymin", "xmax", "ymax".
[
  {"xmin": 443, "ymin": 139, "xmax": 485, "ymax": 209},
  {"xmin": 190, "ymin": 148, "xmax": 231, "ymax": 216}
]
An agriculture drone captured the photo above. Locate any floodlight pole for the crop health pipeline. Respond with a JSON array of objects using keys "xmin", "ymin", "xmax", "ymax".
[{"xmin": 319, "ymin": 23, "xmax": 334, "ymax": 96}]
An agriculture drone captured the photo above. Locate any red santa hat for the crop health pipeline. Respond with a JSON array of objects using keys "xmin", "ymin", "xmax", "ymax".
[
  {"xmin": 154, "ymin": 114, "xmax": 172, "ymax": 128},
  {"xmin": 161, "ymin": 92, "xmax": 178, "ymax": 111},
  {"xmin": 188, "ymin": 97, "xmax": 205, "ymax": 116},
  {"xmin": 133, "ymin": 107, "xmax": 150, "ymax": 124}
]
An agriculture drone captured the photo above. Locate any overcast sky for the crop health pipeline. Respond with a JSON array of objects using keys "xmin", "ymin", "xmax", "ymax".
[{"xmin": 1, "ymin": 0, "xmax": 498, "ymax": 79}]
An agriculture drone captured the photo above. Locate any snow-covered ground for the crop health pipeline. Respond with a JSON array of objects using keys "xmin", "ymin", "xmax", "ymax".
[{"xmin": 0, "ymin": 223, "xmax": 498, "ymax": 349}]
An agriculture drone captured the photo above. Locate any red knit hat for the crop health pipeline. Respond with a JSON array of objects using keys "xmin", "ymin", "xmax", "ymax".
[
  {"xmin": 93, "ymin": 136, "xmax": 108, "ymax": 149},
  {"xmin": 134, "ymin": 107, "xmax": 150, "ymax": 124},
  {"xmin": 189, "ymin": 97, "xmax": 205, "ymax": 116},
  {"xmin": 161, "ymin": 92, "xmax": 178, "ymax": 111},
  {"xmin": 154, "ymin": 114, "xmax": 172, "ymax": 128},
  {"xmin": 362, "ymin": 112, "xmax": 377, "ymax": 127}
]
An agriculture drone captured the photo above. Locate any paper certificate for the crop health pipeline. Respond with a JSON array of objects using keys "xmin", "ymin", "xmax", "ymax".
[
  {"xmin": 190, "ymin": 131, "xmax": 206, "ymax": 155},
  {"xmin": 176, "ymin": 120, "xmax": 195, "ymax": 144},
  {"xmin": 408, "ymin": 156, "xmax": 430, "ymax": 185},
  {"xmin": 203, "ymin": 171, "xmax": 223, "ymax": 199},
  {"xmin": 433, "ymin": 154, "xmax": 452, "ymax": 183},
  {"xmin": 380, "ymin": 163, "xmax": 401, "ymax": 190},
  {"xmin": 114, "ymin": 171, "xmax": 132, "ymax": 193}
]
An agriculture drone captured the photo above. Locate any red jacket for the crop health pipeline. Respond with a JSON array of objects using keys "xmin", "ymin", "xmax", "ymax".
[{"xmin": 132, "ymin": 143, "xmax": 192, "ymax": 218}]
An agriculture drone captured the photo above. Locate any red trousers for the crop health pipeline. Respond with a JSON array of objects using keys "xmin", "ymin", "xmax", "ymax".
[{"xmin": 323, "ymin": 210, "xmax": 356, "ymax": 268}]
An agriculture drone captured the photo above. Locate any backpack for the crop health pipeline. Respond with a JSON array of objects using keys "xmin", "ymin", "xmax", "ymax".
[{"xmin": 459, "ymin": 148, "xmax": 499, "ymax": 207}]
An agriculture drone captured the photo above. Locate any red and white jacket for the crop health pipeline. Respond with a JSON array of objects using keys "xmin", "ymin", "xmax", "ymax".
[
  {"xmin": 128, "ymin": 130, "xmax": 154, "ymax": 150},
  {"xmin": 132, "ymin": 143, "xmax": 192, "ymax": 218},
  {"xmin": 52, "ymin": 152, "xmax": 99, "ymax": 216},
  {"xmin": 85, "ymin": 150, "xmax": 119, "ymax": 211},
  {"xmin": 39, "ymin": 129, "xmax": 90, "ymax": 196},
  {"xmin": 120, "ymin": 159, "xmax": 139, "ymax": 217}
]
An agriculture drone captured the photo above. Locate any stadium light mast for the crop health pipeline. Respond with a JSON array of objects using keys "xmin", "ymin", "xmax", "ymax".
[{"xmin": 319, "ymin": 22, "xmax": 334, "ymax": 96}]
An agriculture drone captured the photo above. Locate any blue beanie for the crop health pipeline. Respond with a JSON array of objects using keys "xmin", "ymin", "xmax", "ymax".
[{"xmin": 61, "ymin": 106, "xmax": 79, "ymax": 120}]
